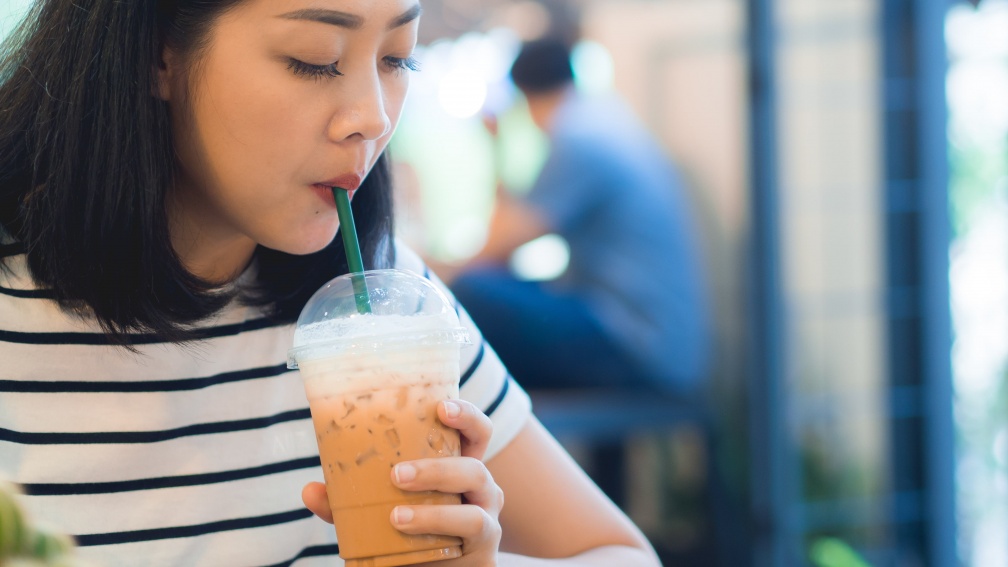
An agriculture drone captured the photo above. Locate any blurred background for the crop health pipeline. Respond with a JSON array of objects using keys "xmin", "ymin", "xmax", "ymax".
[{"xmin": 3, "ymin": 0, "xmax": 1006, "ymax": 565}]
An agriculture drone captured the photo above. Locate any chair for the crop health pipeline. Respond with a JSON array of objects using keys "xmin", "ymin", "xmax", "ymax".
[{"xmin": 528, "ymin": 387, "xmax": 739, "ymax": 565}]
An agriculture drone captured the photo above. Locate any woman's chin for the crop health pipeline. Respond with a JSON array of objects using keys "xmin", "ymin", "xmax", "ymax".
[{"xmin": 266, "ymin": 230, "xmax": 339, "ymax": 257}]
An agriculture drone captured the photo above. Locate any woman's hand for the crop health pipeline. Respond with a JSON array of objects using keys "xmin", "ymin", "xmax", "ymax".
[{"xmin": 302, "ymin": 399, "xmax": 503, "ymax": 566}]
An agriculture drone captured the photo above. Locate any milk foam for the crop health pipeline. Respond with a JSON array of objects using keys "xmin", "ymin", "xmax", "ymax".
[
  {"xmin": 293, "ymin": 313, "xmax": 463, "ymax": 399},
  {"xmin": 290, "ymin": 312, "xmax": 466, "ymax": 367}
]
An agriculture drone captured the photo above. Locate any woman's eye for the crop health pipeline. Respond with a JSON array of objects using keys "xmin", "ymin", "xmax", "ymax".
[
  {"xmin": 287, "ymin": 59, "xmax": 343, "ymax": 80},
  {"xmin": 383, "ymin": 56, "xmax": 420, "ymax": 74}
]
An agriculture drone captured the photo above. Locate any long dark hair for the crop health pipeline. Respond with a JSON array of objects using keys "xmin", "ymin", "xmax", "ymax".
[{"xmin": 0, "ymin": 1, "xmax": 395, "ymax": 343}]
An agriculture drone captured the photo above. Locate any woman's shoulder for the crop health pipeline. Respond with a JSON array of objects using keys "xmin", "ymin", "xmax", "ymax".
[
  {"xmin": 390, "ymin": 238, "xmax": 428, "ymax": 276},
  {"xmin": 0, "ymin": 242, "xmax": 102, "ymax": 337},
  {"xmin": 0, "ymin": 241, "xmax": 270, "ymax": 339},
  {"xmin": 0, "ymin": 241, "xmax": 55, "ymax": 302}
]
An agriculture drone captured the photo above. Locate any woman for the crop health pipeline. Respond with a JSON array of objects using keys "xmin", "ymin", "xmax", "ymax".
[{"xmin": 0, "ymin": 1, "xmax": 662, "ymax": 566}]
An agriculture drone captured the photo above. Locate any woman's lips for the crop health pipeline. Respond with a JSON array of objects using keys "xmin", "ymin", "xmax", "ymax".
[
  {"xmin": 311, "ymin": 174, "xmax": 362, "ymax": 206},
  {"xmin": 319, "ymin": 174, "xmax": 362, "ymax": 191},
  {"xmin": 311, "ymin": 184, "xmax": 337, "ymax": 207}
]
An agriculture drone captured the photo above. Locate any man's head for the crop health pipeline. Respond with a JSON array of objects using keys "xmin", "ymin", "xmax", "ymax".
[
  {"xmin": 510, "ymin": 38, "xmax": 575, "ymax": 94},
  {"xmin": 509, "ymin": 38, "xmax": 575, "ymax": 130}
]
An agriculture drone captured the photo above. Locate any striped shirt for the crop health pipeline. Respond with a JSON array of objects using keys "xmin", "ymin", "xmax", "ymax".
[{"xmin": 0, "ymin": 241, "xmax": 531, "ymax": 566}]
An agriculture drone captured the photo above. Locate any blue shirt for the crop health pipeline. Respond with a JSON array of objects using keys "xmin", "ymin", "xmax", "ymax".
[{"xmin": 525, "ymin": 91, "xmax": 711, "ymax": 390}]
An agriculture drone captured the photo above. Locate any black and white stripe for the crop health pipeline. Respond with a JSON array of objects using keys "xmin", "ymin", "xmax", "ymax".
[{"xmin": 0, "ymin": 240, "xmax": 531, "ymax": 566}]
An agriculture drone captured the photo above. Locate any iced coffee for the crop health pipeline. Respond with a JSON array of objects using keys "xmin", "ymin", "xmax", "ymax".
[{"xmin": 288, "ymin": 270, "xmax": 469, "ymax": 567}]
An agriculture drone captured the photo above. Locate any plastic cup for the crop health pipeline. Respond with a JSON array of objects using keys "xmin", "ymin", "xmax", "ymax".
[{"xmin": 288, "ymin": 269, "xmax": 470, "ymax": 567}]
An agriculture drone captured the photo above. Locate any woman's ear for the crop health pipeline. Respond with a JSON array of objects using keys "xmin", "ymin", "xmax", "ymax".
[{"xmin": 154, "ymin": 46, "xmax": 178, "ymax": 101}]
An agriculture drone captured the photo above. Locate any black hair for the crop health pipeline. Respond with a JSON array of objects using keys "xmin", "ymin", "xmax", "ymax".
[
  {"xmin": 509, "ymin": 38, "xmax": 575, "ymax": 94},
  {"xmin": 0, "ymin": 1, "xmax": 394, "ymax": 343}
]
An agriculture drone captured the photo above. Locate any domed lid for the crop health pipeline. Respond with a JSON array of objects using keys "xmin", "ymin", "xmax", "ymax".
[{"xmin": 287, "ymin": 269, "xmax": 469, "ymax": 369}]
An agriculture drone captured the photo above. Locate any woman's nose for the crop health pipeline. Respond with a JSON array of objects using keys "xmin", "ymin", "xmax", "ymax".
[{"xmin": 327, "ymin": 71, "xmax": 392, "ymax": 143}]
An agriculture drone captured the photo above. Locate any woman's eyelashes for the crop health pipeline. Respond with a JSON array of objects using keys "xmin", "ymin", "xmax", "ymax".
[
  {"xmin": 383, "ymin": 56, "xmax": 420, "ymax": 74},
  {"xmin": 287, "ymin": 58, "xmax": 343, "ymax": 80},
  {"xmin": 286, "ymin": 56, "xmax": 420, "ymax": 80}
]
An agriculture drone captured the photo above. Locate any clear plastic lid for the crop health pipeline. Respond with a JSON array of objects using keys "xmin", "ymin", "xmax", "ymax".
[{"xmin": 287, "ymin": 269, "xmax": 469, "ymax": 369}]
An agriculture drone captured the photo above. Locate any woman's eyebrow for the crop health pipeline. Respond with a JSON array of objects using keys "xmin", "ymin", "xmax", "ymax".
[
  {"xmin": 277, "ymin": 5, "xmax": 422, "ymax": 30},
  {"xmin": 278, "ymin": 9, "xmax": 363, "ymax": 29},
  {"xmin": 388, "ymin": 4, "xmax": 422, "ymax": 30}
]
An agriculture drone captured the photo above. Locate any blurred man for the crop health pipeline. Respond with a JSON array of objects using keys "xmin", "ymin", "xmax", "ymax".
[{"xmin": 450, "ymin": 38, "xmax": 711, "ymax": 396}]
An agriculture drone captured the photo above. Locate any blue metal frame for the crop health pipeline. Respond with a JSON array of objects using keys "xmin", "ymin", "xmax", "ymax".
[
  {"xmin": 746, "ymin": 0, "xmax": 956, "ymax": 565},
  {"xmin": 745, "ymin": 0, "xmax": 794, "ymax": 565},
  {"xmin": 913, "ymin": 1, "xmax": 956, "ymax": 565},
  {"xmin": 881, "ymin": 1, "xmax": 956, "ymax": 565}
]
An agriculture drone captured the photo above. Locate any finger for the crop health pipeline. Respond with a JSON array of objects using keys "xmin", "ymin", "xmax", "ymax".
[
  {"xmin": 437, "ymin": 400, "xmax": 492, "ymax": 461},
  {"xmin": 390, "ymin": 503, "xmax": 500, "ymax": 545},
  {"xmin": 301, "ymin": 482, "xmax": 333, "ymax": 524},
  {"xmin": 392, "ymin": 458, "xmax": 504, "ymax": 513}
]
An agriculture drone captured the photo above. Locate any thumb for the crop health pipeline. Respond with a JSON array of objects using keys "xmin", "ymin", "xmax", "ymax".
[{"xmin": 301, "ymin": 482, "xmax": 333, "ymax": 523}]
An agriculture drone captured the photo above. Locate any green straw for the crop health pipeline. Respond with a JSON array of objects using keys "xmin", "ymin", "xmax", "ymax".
[{"xmin": 333, "ymin": 188, "xmax": 372, "ymax": 314}]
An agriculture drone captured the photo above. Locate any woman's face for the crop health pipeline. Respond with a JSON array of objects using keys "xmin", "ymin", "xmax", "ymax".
[{"xmin": 162, "ymin": 0, "xmax": 419, "ymax": 265}]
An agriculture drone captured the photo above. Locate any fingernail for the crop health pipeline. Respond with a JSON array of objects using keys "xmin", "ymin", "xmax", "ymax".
[
  {"xmin": 393, "ymin": 506, "xmax": 414, "ymax": 525},
  {"xmin": 444, "ymin": 401, "xmax": 461, "ymax": 418},
  {"xmin": 394, "ymin": 463, "xmax": 416, "ymax": 484}
]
